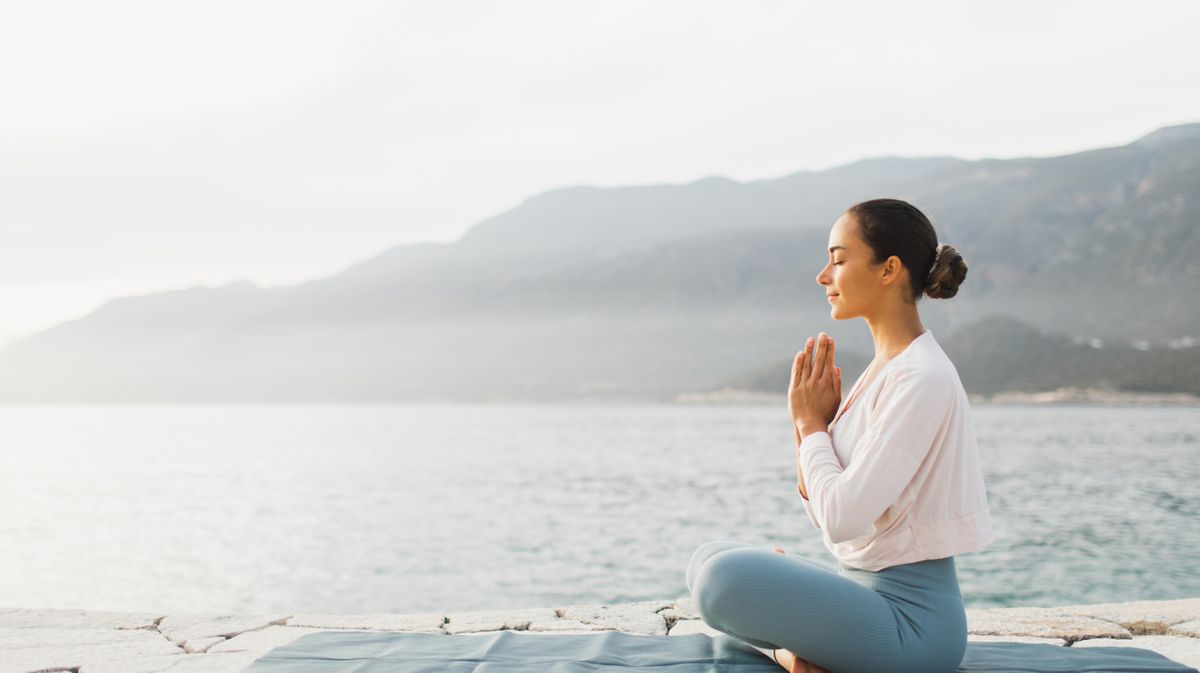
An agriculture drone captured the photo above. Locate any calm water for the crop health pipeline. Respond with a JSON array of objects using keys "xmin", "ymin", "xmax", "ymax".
[{"xmin": 0, "ymin": 403, "xmax": 1196, "ymax": 614}]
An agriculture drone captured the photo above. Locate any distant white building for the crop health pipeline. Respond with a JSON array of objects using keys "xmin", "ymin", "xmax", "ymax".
[{"xmin": 1169, "ymin": 336, "xmax": 1198, "ymax": 349}]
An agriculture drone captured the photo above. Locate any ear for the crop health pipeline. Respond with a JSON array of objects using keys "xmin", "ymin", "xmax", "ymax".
[{"xmin": 879, "ymin": 255, "xmax": 903, "ymax": 287}]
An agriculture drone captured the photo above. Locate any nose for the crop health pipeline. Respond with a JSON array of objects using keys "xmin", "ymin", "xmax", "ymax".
[{"xmin": 816, "ymin": 263, "xmax": 831, "ymax": 287}]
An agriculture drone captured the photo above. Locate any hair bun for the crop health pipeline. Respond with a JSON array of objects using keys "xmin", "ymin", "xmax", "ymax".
[{"xmin": 924, "ymin": 243, "xmax": 967, "ymax": 299}]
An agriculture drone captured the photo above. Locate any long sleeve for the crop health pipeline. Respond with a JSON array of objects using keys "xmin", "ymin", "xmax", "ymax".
[
  {"xmin": 798, "ymin": 366, "xmax": 952, "ymax": 544},
  {"xmin": 799, "ymin": 483, "xmax": 822, "ymax": 530}
]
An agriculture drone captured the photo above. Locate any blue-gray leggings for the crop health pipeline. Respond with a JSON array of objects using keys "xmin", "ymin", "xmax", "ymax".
[{"xmin": 686, "ymin": 539, "xmax": 968, "ymax": 673}]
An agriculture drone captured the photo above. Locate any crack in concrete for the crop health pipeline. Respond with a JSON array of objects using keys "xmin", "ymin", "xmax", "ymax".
[
  {"xmin": 657, "ymin": 602, "xmax": 680, "ymax": 633},
  {"xmin": 214, "ymin": 615, "xmax": 292, "ymax": 640},
  {"xmin": 150, "ymin": 616, "xmax": 188, "ymax": 655},
  {"xmin": 148, "ymin": 614, "xmax": 292, "ymax": 655},
  {"xmin": 183, "ymin": 637, "xmax": 225, "ymax": 654}
]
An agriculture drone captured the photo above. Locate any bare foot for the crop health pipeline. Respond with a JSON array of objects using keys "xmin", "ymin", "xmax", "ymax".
[{"xmin": 771, "ymin": 647, "xmax": 832, "ymax": 673}]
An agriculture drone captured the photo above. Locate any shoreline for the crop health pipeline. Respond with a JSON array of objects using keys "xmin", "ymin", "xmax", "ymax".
[
  {"xmin": 3, "ymin": 597, "xmax": 1198, "ymax": 673},
  {"xmin": 675, "ymin": 387, "xmax": 1200, "ymax": 406}
]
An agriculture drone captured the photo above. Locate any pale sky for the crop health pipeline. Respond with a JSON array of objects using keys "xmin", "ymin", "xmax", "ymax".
[{"xmin": 2, "ymin": 0, "xmax": 1198, "ymax": 346}]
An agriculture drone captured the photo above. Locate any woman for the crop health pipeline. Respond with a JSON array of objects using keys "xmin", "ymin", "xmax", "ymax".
[{"xmin": 685, "ymin": 198, "xmax": 993, "ymax": 673}]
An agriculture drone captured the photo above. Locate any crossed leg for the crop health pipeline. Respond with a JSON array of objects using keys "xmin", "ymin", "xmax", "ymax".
[{"xmin": 686, "ymin": 540, "xmax": 908, "ymax": 673}]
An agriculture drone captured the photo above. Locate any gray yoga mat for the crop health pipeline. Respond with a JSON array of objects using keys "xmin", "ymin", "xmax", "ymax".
[{"xmin": 238, "ymin": 629, "xmax": 1199, "ymax": 673}]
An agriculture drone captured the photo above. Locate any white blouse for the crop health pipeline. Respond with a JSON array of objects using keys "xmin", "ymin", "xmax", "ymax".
[{"xmin": 798, "ymin": 329, "xmax": 994, "ymax": 571}]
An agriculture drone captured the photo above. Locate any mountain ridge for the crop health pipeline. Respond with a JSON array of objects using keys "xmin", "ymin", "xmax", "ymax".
[{"xmin": 1, "ymin": 121, "xmax": 1197, "ymax": 402}]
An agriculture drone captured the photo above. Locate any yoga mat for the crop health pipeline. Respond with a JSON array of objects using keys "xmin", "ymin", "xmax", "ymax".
[{"xmin": 237, "ymin": 629, "xmax": 1200, "ymax": 673}]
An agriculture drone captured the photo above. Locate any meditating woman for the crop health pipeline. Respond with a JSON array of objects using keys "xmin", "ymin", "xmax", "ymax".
[{"xmin": 685, "ymin": 198, "xmax": 993, "ymax": 673}]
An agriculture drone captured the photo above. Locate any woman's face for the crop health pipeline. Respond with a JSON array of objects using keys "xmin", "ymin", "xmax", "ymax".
[{"xmin": 815, "ymin": 213, "xmax": 892, "ymax": 320}]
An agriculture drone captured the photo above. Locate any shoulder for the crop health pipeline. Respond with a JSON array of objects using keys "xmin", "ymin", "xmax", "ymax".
[{"xmin": 880, "ymin": 358, "xmax": 956, "ymax": 403}]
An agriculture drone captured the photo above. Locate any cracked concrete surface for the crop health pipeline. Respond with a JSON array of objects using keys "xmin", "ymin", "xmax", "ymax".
[{"xmin": 1, "ymin": 597, "xmax": 1197, "ymax": 673}]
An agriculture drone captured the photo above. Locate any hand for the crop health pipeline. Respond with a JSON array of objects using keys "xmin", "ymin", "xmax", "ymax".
[{"xmin": 788, "ymin": 332, "xmax": 842, "ymax": 435}]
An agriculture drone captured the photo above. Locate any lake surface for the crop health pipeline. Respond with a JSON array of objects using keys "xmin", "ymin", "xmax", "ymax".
[{"xmin": 0, "ymin": 403, "xmax": 1196, "ymax": 614}]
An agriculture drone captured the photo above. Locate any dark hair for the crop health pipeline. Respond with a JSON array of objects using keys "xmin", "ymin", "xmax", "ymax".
[{"xmin": 845, "ymin": 198, "xmax": 967, "ymax": 300}]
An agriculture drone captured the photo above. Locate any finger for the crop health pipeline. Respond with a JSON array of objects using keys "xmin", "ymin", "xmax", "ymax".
[
  {"xmin": 823, "ymin": 336, "xmax": 836, "ymax": 381},
  {"xmin": 801, "ymin": 336, "xmax": 814, "ymax": 380},
  {"xmin": 791, "ymin": 350, "xmax": 806, "ymax": 389},
  {"xmin": 810, "ymin": 333, "xmax": 826, "ymax": 381},
  {"xmin": 772, "ymin": 547, "xmax": 785, "ymax": 554}
]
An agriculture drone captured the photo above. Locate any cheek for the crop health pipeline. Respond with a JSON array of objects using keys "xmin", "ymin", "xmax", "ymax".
[{"xmin": 835, "ymin": 271, "xmax": 858, "ymax": 297}]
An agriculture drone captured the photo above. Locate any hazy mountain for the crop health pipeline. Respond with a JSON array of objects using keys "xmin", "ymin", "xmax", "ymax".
[
  {"xmin": 0, "ymin": 123, "xmax": 1196, "ymax": 402},
  {"xmin": 717, "ymin": 315, "xmax": 1200, "ymax": 398}
]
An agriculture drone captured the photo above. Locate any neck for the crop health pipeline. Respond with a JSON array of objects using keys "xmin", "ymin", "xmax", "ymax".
[{"xmin": 863, "ymin": 303, "xmax": 926, "ymax": 362}]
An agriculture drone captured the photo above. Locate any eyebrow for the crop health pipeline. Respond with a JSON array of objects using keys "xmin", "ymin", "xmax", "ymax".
[{"xmin": 828, "ymin": 245, "xmax": 847, "ymax": 253}]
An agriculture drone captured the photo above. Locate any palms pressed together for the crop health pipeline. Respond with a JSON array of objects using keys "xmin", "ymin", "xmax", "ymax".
[{"xmin": 767, "ymin": 547, "xmax": 833, "ymax": 673}]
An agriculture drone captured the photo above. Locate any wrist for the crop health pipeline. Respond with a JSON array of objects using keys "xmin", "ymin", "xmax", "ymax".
[{"xmin": 796, "ymin": 422, "xmax": 829, "ymax": 439}]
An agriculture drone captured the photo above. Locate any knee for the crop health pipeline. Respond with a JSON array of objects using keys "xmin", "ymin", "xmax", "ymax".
[
  {"xmin": 686, "ymin": 539, "xmax": 750, "ymax": 592},
  {"xmin": 691, "ymin": 547, "xmax": 755, "ymax": 625}
]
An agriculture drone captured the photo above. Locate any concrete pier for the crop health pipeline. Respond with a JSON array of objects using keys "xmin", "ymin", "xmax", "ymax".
[{"xmin": 3, "ymin": 597, "xmax": 1198, "ymax": 673}]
